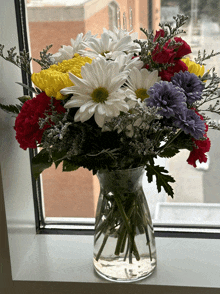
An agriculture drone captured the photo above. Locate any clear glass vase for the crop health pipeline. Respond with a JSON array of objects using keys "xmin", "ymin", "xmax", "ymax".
[{"xmin": 93, "ymin": 166, "xmax": 156, "ymax": 282}]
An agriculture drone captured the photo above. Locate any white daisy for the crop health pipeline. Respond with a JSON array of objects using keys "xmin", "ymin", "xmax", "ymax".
[
  {"xmin": 103, "ymin": 27, "xmax": 141, "ymax": 53},
  {"xmin": 50, "ymin": 31, "xmax": 94, "ymax": 63},
  {"xmin": 115, "ymin": 53, "xmax": 143, "ymax": 72},
  {"xmin": 78, "ymin": 32, "xmax": 139, "ymax": 60},
  {"xmin": 124, "ymin": 67, "xmax": 160, "ymax": 108},
  {"xmin": 60, "ymin": 58, "xmax": 129, "ymax": 127}
]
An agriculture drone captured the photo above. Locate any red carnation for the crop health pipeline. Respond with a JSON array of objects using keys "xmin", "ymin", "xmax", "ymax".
[
  {"xmin": 159, "ymin": 59, "xmax": 188, "ymax": 81},
  {"xmin": 153, "ymin": 29, "xmax": 165, "ymax": 41},
  {"xmin": 187, "ymin": 137, "xmax": 211, "ymax": 168},
  {"xmin": 14, "ymin": 92, "xmax": 66, "ymax": 150},
  {"xmin": 148, "ymin": 31, "xmax": 192, "ymax": 81},
  {"xmin": 174, "ymin": 37, "xmax": 191, "ymax": 58},
  {"xmin": 152, "ymin": 41, "xmax": 176, "ymax": 64},
  {"xmin": 187, "ymin": 112, "xmax": 211, "ymax": 167}
]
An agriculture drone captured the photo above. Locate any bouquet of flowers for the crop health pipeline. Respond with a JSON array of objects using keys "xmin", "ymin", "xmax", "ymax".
[
  {"xmin": 1, "ymin": 14, "xmax": 220, "ymax": 281},
  {"xmin": 1, "ymin": 15, "xmax": 219, "ymax": 198}
]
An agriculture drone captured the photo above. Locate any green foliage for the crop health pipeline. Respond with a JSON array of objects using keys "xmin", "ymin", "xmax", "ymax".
[
  {"xmin": 32, "ymin": 44, "xmax": 53, "ymax": 70},
  {"xmin": 146, "ymin": 161, "xmax": 175, "ymax": 198},
  {"xmin": 32, "ymin": 149, "xmax": 53, "ymax": 179},
  {"xmin": 62, "ymin": 159, "xmax": 79, "ymax": 172},
  {"xmin": 51, "ymin": 150, "xmax": 67, "ymax": 168},
  {"xmin": 0, "ymin": 102, "xmax": 20, "ymax": 115},
  {"xmin": 195, "ymin": 50, "xmax": 220, "ymax": 66},
  {"xmin": 0, "ymin": 44, "xmax": 32, "ymax": 75},
  {"xmin": 17, "ymin": 95, "xmax": 31, "ymax": 104},
  {"xmin": 196, "ymin": 68, "xmax": 220, "ymax": 120},
  {"xmin": 15, "ymin": 82, "xmax": 41, "ymax": 94},
  {"xmin": 159, "ymin": 148, "xmax": 180, "ymax": 158}
]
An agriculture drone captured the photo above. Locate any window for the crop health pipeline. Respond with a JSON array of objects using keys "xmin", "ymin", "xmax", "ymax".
[
  {"xmin": 24, "ymin": 0, "xmax": 220, "ymax": 236},
  {"xmin": 156, "ymin": 0, "xmax": 220, "ymax": 233},
  {"xmin": 25, "ymin": 0, "xmax": 164, "ymax": 234}
]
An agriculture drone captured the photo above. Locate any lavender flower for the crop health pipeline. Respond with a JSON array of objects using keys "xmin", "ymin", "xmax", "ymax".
[
  {"xmin": 171, "ymin": 71, "xmax": 205, "ymax": 105},
  {"xmin": 146, "ymin": 81, "xmax": 187, "ymax": 118},
  {"xmin": 173, "ymin": 108, "xmax": 206, "ymax": 139}
]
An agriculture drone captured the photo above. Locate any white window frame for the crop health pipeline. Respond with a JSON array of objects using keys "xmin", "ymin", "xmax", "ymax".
[{"xmin": 1, "ymin": 1, "xmax": 220, "ymax": 293}]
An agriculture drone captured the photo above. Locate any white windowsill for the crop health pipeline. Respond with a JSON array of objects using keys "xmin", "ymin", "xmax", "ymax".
[{"xmin": 13, "ymin": 233, "xmax": 220, "ymax": 288}]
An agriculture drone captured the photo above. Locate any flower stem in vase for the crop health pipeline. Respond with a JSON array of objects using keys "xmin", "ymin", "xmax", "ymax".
[{"xmin": 113, "ymin": 192, "xmax": 140, "ymax": 261}]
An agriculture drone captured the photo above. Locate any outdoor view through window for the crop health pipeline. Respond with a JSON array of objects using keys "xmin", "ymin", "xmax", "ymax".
[{"xmin": 26, "ymin": 0, "xmax": 220, "ymax": 226}]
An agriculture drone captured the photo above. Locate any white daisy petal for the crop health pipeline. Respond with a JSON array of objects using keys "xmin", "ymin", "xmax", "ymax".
[
  {"xmin": 79, "ymin": 100, "xmax": 95, "ymax": 113},
  {"xmin": 101, "ymin": 33, "xmax": 111, "ymax": 51},
  {"xmin": 68, "ymin": 72, "xmax": 92, "ymax": 90},
  {"xmin": 88, "ymin": 103, "xmax": 98, "ymax": 114},
  {"xmin": 64, "ymin": 97, "xmax": 89, "ymax": 108},
  {"xmin": 147, "ymin": 70, "xmax": 161, "ymax": 87},
  {"xmin": 116, "ymin": 101, "xmax": 129, "ymax": 112},
  {"xmin": 79, "ymin": 107, "xmax": 94, "ymax": 122},
  {"xmin": 94, "ymin": 111, "xmax": 106, "ymax": 127},
  {"xmin": 108, "ymin": 76, "xmax": 127, "ymax": 92},
  {"xmin": 114, "ymin": 35, "xmax": 133, "ymax": 51},
  {"xmin": 98, "ymin": 103, "xmax": 109, "ymax": 115},
  {"xmin": 74, "ymin": 108, "xmax": 82, "ymax": 122},
  {"xmin": 60, "ymin": 86, "xmax": 76, "ymax": 95},
  {"xmin": 136, "ymin": 69, "xmax": 143, "ymax": 89}
]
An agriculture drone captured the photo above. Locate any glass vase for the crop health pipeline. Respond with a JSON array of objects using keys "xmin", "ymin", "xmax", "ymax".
[{"xmin": 93, "ymin": 166, "xmax": 156, "ymax": 282}]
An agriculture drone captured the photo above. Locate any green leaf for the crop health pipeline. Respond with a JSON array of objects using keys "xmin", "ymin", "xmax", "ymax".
[
  {"xmin": 15, "ymin": 82, "xmax": 40, "ymax": 94},
  {"xmin": 172, "ymin": 132, "xmax": 194, "ymax": 151},
  {"xmin": 32, "ymin": 149, "xmax": 53, "ymax": 179},
  {"xmin": 0, "ymin": 102, "xmax": 20, "ymax": 114},
  {"xmin": 51, "ymin": 150, "xmax": 67, "ymax": 168},
  {"xmin": 62, "ymin": 159, "xmax": 79, "ymax": 172},
  {"xmin": 146, "ymin": 163, "xmax": 175, "ymax": 198},
  {"xmin": 159, "ymin": 148, "xmax": 180, "ymax": 158},
  {"xmin": 17, "ymin": 95, "xmax": 31, "ymax": 104}
]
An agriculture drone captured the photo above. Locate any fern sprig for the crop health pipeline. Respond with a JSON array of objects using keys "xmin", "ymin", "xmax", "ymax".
[
  {"xmin": 32, "ymin": 44, "xmax": 53, "ymax": 70},
  {"xmin": 0, "ymin": 44, "xmax": 32, "ymax": 75},
  {"xmin": 195, "ymin": 49, "xmax": 220, "ymax": 66}
]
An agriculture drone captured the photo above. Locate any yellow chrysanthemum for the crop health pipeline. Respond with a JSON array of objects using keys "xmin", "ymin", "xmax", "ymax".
[
  {"xmin": 182, "ymin": 57, "xmax": 205, "ymax": 77},
  {"xmin": 31, "ymin": 54, "xmax": 92, "ymax": 100}
]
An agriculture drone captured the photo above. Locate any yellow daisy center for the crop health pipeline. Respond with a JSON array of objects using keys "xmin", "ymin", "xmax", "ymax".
[
  {"xmin": 135, "ymin": 88, "xmax": 149, "ymax": 101},
  {"xmin": 91, "ymin": 87, "xmax": 109, "ymax": 103},
  {"xmin": 101, "ymin": 51, "xmax": 110, "ymax": 57}
]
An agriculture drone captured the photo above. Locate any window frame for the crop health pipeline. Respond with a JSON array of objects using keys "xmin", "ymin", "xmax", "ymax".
[
  {"xmin": 1, "ymin": 1, "xmax": 220, "ymax": 292},
  {"xmin": 13, "ymin": 0, "xmax": 220, "ymax": 239}
]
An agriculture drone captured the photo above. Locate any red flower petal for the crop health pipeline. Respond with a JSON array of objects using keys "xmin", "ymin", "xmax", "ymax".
[
  {"xmin": 174, "ymin": 37, "xmax": 192, "ymax": 59},
  {"xmin": 14, "ymin": 92, "xmax": 66, "ymax": 150}
]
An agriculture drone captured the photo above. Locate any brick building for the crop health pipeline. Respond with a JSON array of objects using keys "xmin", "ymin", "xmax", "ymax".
[
  {"xmin": 26, "ymin": 0, "xmax": 161, "ymax": 218},
  {"xmin": 27, "ymin": 0, "xmax": 161, "ymax": 69}
]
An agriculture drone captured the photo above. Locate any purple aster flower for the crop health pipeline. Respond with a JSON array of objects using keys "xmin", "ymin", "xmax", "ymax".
[
  {"xmin": 171, "ymin": 71, "xmax": 205, "ymax": 105},
  {"xmin": 146, "ymin": 81, "xmax": 187, "ymax": 119},
  {"xmin": 173, "ymin": 108, "xmax": 206, "ymax": 139}
]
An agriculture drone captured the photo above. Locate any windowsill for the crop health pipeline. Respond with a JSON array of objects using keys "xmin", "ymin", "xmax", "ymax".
[{"xmin": 13, "ymin": 234, "xmax": 220, "ymax": 288}]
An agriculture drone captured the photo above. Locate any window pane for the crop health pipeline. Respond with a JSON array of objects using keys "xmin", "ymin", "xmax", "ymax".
[
  {"xmin": 27, "ymin": 0, "xmax": 220, "ymax": 227},
  {"xmin": 26, "ymin": 0, "xmax": 160, "ymax": 219},
  {"xmin": 155, "ymin": 0, "xmax": 220, "ymax": 226}
]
